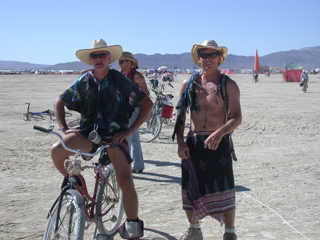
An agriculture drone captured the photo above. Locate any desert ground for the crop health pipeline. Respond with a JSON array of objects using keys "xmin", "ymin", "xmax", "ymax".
[{"xmin": 0, "ymin": 72, "xmax": 319, "ymax": 240}]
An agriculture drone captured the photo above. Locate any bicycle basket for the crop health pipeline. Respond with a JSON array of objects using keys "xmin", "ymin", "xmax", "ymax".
[{"xmin": 161, "ymin": 105, "xmax": 174, "ymax": 119}]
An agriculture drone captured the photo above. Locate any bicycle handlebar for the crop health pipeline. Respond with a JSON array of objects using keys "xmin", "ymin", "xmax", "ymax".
[{"xmin": 33, "ymin": 125, "xmax": 114, "ymax": 157}]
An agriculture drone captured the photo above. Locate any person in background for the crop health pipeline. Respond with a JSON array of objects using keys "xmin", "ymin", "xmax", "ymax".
[
  {"xmin": 119, "ymin": 51, "xmax": 150, "ymax": 173},
  {"xmin": 173, "ymin": 39, "xmax": 242, "ymax": 240},
  {"xmin": 300, "ymin": 70, "xmax": 309, "ymax": 88}
]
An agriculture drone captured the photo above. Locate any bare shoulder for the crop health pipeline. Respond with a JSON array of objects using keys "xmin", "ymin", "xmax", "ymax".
[
  {"xmin": 134, "ymin": 71, "xmax": 145, "ymax": 79},
  {"xmin": 226, "ymin": 77, "xmax": 240, "ymax": 93},
  {"xmin": 178, "ymin": 77, "xmax": 191, "ymax": 96},
  {"xmin": 134, "ymin": 71, "xmax": 147, "ymax": 84}
]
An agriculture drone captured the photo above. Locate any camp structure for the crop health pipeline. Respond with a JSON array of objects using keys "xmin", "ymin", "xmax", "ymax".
[{"xmin": 282, "ymin": 69, "xmax": 302, "ymax": 82}]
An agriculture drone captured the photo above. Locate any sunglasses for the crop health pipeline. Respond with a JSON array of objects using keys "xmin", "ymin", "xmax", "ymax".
[
  {"xmin": 90, "ymin": 52, "xmax": 108, "ymax": 59},
  {"xmin": 119, "ymin": 60, "xmax": 129, "ymax": 64},
  {"xmin": 199, "ymin": 52, "xmax": 220, "ymax": 58}
]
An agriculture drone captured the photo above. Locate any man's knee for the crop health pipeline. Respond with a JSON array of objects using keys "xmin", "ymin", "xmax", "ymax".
[
  {"xmin": 118, "ymin": 174, "xmax": 134, "ymax": 191},
  {"xmin": 51, "ymin": 141, "xmax": 61, "ymax": 158}
]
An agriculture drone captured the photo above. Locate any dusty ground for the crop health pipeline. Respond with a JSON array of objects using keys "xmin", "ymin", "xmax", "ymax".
[{"xmin": 0, "ymin": 73, "xmax": 319, "ymax": 239}]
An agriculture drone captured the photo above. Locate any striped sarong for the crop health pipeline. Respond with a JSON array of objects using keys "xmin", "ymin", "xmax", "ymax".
[{"xmin": 181, "ymin": 129, "xmax": 235, "ymax": 223}]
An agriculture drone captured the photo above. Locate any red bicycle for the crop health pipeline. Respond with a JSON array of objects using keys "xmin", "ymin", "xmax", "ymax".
[{"xmin": 34, "ymin": 125, "xmax": 124, "ymax": 240}]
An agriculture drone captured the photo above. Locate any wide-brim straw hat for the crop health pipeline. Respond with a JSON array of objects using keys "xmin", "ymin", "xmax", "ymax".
[
  {"xmin": 118, "ymin": 51, "xmax": 139, "ymax": 67},
  {"xmin": 191, "ymin": 40, "xmax": 228, "ymax": 66},
  {"xmin": 76, "ymin": 39, "xmax": 122, "ymax": 65}
]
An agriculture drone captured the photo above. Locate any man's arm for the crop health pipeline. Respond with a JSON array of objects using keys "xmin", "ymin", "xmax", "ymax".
[
  {"xmin": 131, "ymin": 96, "xmax": 153, "ymax": 131},
  {"xmin": 53, "ymin": 97, "xmax": 69, "ymax": 134},
  {"xmin": 204, "ymin": 79, "xmax": 242, "ymax": 150},
  {"xmin": 134, "ymin": 72, "xmax": 150, "ymax": 97},
  {"xmin": 112, "ymin": 96, "xmax": 153, "ymax": 143}
]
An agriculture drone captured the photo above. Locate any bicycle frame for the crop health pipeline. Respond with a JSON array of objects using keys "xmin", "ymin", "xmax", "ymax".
[
  {"xmin": 152, "ymin": 89, "xmax": 174, "ymax": 121},
  {"xmin": 25, "ymin": 103, "xmax": 54, "ymax": 121},
  {"xmin": 34, "ymin": 125, "xmax": 121, "ymax": 237}
]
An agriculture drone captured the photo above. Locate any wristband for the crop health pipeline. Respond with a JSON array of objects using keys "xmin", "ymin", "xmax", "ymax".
[{"xmin": 129, "ymin": 127, "xmax": 135, "ymax": 133}]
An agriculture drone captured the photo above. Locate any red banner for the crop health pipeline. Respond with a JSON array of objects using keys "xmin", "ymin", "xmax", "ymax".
[{"xmin": 282, "ymin": 69, "xmax": 302, "ymax": 82}]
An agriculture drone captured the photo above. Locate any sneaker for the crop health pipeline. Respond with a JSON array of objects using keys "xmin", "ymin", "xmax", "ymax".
[
  {"xmin": 223, "ymin": 232, "xmax": 237, "ymax": 240},
  {"xmin": 180, "ymin": 228, "xmax": 203, "ymax": 240}
]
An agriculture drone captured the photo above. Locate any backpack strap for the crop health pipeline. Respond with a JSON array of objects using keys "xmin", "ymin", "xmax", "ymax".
[
  {"xmin": 219, "ymin": 74, "xmax": 228, "ymax": 124},
  {"xmin": 219, "ymin": 74, "xmax": 237, "ymax": 161}
]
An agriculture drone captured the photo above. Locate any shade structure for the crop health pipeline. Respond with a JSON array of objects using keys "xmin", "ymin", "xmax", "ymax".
[
  {"xmin": 254, "ymin": 49, "xmax": 260, "ymax": 73},
  {"xmin": 282, "ymin": 69, "xmax": 302, "ymax": 82}
]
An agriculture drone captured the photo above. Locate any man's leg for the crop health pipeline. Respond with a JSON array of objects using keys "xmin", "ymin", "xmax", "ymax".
[
  {"xmin": 223, "ymin": 210, "xmax": 237, "ymax": 239},
  {"xmin": 129, "ymin": 131, "xmax": 145, "ymax": 171},
  {"xmin": 107, "ymin": 146, "xmax": 138, "ymax": 220},
  {"xmin": 51, "ymin": 133, "xmax": 93, "ymax": 176},
  {"xmin": 181, "ymin": 210, "xmax": 203, "ymax": 240},
  {"xmin": 185, "ymin": 210, "xmax": 198, "ymax": 224},
  {"xmin": 128, "ymin": 108, "xmax": 144, "ymax": 171},
  {"xmin": 224, "ymin": 209, "xmax": 235, "ymax": 228}
]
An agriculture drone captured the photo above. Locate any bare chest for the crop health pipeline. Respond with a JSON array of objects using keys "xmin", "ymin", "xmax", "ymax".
[{"xmin": 195, "ymin": 82, "xmax": 224, "ymax": 111}]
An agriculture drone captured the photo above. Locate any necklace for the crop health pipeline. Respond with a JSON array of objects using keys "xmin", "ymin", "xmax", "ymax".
[{"xmin": 194, "ymin": 81, "xmax": 220, "ymax": 110}]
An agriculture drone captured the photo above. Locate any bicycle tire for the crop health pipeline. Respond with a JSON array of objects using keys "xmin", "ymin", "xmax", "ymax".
[
  {"xmin": 65, "ymin": 112, "xmax": 72, "ymax": 117},
  {"xmin": 139, "ymin": 114, "xmax": 162, "ymax": 143},
  {"xmin": 43, "ymin": 193, "xmax": 85, "ymax": 240},
  {"xmin": 67, "ymin": 118, "xmax": 81, "ymax": 128},
  {"xmin": 50, "ymin": 111, "xmax": 73, "ymax": 118},
  {"xmin": 96, "ymin": 164, "xmax": 124, "ymax": 236}
]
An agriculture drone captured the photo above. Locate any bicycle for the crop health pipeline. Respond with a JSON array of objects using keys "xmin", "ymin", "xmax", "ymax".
[
  {"xmin": 24, "ymin": 103, "xmax": 72, "ymax": 121},
  {"xmin": 300, "ymin": 80, "xmax": 308, "ymax": 93},
  {"xmin": 34, "ymin": 125, "xmax": 124, "ymax": 240},
  {"xmin": 139, "ymin": 88, "xmax": 175, "ymax": 143}
]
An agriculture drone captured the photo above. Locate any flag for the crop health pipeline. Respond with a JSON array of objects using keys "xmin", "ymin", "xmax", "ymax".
[{"xmin": 254, "ymin": 49, "xmax": 260, "ymax": 73}]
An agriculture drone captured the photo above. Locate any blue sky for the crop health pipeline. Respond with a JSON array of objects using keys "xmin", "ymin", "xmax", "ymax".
[{"xmin": 1, "ymin": 0, "xmax": 319, "ymax": 65}]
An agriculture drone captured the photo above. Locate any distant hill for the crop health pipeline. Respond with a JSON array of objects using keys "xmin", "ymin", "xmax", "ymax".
[
  {"xmin": 45, "ymin": 61, "xmax": 92, "ymax": 71},
  {"xmin": 1, "ymin": 46, "xmax": 319, "ymax": 71},
  {"xmin": 0, "ymin": 60, "xmax": 50, "ymax": 70}
]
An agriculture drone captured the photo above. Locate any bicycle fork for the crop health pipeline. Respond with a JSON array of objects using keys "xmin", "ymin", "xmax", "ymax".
[{"xmin": 51, "ymin": 184, "xmax": 84, "ymax": 238}]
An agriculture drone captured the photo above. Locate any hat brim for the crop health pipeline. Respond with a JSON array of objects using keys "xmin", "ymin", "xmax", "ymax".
[
  {"xmin": 76, "ymin": 45, "xmax": 122, "ymax": 65},
  {"xmin": 118, "ymin": 57, "xmax": 139, "ymax": 67},
  {"xmin": 191, "ymin": 44, "xmax": 228, "ymax": 67}
]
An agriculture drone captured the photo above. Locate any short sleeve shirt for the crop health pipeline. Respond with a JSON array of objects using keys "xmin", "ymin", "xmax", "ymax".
[{"xmin": 59, "ymin": 69, "xmax": 146, "ymax": 136}]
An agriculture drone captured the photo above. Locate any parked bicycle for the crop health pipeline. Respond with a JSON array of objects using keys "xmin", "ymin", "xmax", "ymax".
[
  {"xmin": 34, "ymin": 125, "xmax": 124, "ymax": 240},
  {"xmin": 147, "ymin": 80, "xmax": 174, "ymax": 93},
  {"xmin": 24, "ymin": 103, "xmax": 72, "ymax": 121},
  {"xmin": 139, "ymin": 87, "xmax": 175, "ymax": 143}
]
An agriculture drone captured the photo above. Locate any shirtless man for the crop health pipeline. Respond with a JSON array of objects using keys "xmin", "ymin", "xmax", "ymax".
[{"xmin": 173, "ymin": 40, "xmax": 242, "ymax": 240}]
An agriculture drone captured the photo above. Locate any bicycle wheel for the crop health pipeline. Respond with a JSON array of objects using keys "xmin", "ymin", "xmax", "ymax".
[
  {"xmin": 139, "ymin": 114, "xmax": 162, "ymax": 143},
  {"xmin": 50, "ymin": 111, "xmax": 72, "ymax": 117},
  {"xmin": 43, "ymin": 193, "xmax": 85, "ymax": 240},
  {"xmin": 67, "ymin": 118, "xmax": 81, "ymax": 128},
  {"xmin": 65, "ymin": 112, "xmax": 73, "ymax": 117},
  {"xmin": 96, "ymin": 164, "xmax": 124, "ymax": 236}
]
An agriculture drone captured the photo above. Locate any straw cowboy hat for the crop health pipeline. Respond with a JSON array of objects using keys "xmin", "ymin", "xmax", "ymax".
[
  {"xmin": 76, "ymin": 39, "xmax": 122, "ymax": 65},
  {"xmin": 191, "ymin": 39, "xmax": 228, "ymax": 66},
  {"xmin": 119, "ymin": 51, "xmax": 139, "ymax": 67}
]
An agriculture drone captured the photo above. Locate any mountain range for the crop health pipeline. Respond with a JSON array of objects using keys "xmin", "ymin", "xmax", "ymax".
[{"xmin": 1, "ymin": 46, "xmax": 319, "ymax": 71}]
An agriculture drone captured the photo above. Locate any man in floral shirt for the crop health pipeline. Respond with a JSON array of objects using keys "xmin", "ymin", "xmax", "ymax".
[{"xmin": 51, "ymin": 39, "xmax": 153, "ymax": 239}]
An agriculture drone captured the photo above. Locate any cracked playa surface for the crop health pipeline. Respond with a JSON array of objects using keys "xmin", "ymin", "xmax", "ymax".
[{"xmin": 0, "ymin": 73, "xmax": 319, "ymax": 239}]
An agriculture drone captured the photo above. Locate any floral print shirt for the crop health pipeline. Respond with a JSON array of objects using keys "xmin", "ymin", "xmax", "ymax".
[{"xmin": 59, "ymin": 69, "xmax": 146, "ymax": 136}]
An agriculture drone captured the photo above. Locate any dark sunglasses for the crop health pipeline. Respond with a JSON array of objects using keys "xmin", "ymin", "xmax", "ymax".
[
  {"xmin": 119, "ymin": 60, "xmax": 129, "ymax": 64},
  {"xmin": 90, "ymin": 52, "xmax": 108, "ymax": 59},
  {"xmin": 199, "ymin": 52, "xmax": 220, "ymax": 58}
]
